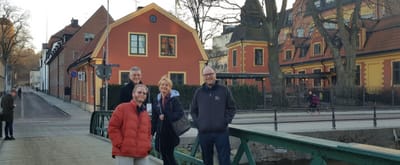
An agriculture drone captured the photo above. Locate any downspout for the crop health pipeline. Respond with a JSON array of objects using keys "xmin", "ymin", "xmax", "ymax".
[{"xmin": 89, "ymin": 59, "xmax": 96, "ymax": 112}]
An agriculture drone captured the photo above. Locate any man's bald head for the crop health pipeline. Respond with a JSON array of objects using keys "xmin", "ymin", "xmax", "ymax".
[{"xmin": 202, "ymin": 66, "xmax": 216, "ymax": 87}]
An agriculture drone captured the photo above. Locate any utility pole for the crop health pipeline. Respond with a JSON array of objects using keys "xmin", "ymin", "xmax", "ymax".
[{"xmin": 104, "ymin": 0, "xmax": 110, "ymax": 110}]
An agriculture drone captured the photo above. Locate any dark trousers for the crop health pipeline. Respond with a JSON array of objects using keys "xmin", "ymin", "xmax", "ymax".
[
  {"xmin": 198, "ymin": 130, "xmax": 231, "ymax": 165},
  {"xmin": 160, "ymin": 143, "xmax": 177, "ymax": 165},
  {"xmin": 4, "ymin": 121, "xmax": 13, "ymax": 137}
]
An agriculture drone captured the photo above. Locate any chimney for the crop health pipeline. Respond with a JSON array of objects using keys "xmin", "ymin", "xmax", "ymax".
[
  {"xmin": 42, "ymin": 43, "xmax": 48, "ymax": 49},
  {"xmin": 71, "ymin": 18, "xmax": 79, "ymax": 27}
]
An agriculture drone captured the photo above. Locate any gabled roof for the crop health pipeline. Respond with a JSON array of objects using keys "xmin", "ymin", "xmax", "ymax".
[
  {"xmin": 47, "ymin": 19, "xmax": 80, "ymax": 47},
  {"xmin": 361, "ymin": 14, "xmax": 400, "ymax": 54},
  {"xmin": 67, "ymin": 6, "xmax": 114, "ymax": 58},
  {"xmin": 91, "ymin": 3, "xmax": 208, "ymax": 61}
]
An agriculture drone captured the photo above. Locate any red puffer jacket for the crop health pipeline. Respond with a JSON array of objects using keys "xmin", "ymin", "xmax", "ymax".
[{"xmin": 108, "ymin": 101, "xmax": 151, "ymax": 158}]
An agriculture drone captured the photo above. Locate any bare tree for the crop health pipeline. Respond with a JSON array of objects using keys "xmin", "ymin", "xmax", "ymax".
[
  {"xmin": 176, "ymin": 0, "xmax": 241, "ymax": 45},
  {"xmin": 306, "ymin": 0, "xmax": 361, "ymax": 104},
  {"xmin": 0, "ymin": 0, "xmax": 31, "ymax": 91},
  {"xmin": 11, "ymin": 48, "xmax": 38, "ymax": 85},
  {"xmin": 262, "ymin": 0, "xmax": 288, "ymax": 106}
]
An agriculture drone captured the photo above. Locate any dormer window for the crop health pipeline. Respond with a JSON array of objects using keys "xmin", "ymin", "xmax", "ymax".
[
  {"xmin": 285, "ymin": 50, "xmax": 292, "ymax": 61},
  {"xmin": 313, "ymin": 43, "xmax": 322, "ymax": 56},
  {"xmin": 314, "ymin": 0, "xmax": 321, "ymax": 8},
  {"xmin": 84, "ymin": 33, "xmax": 95, "ymax": 43},
  {"xmin": 297, "ymin": 28, "xmax": 304, "ymax": 37}
]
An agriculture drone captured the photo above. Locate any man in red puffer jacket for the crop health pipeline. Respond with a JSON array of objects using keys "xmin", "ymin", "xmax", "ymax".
[{"xmin": 108, "ymin": 84, "xmax": 152, "ymax": 164}]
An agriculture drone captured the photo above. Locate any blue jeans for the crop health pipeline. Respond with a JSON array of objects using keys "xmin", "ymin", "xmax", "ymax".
[
  {"xmin": 4, "ymin": 121, "xmax": 13, "ymax": 137},
  {"xmin": 198, "ymin": 130, "xmax": 231, "ymax": 165}
]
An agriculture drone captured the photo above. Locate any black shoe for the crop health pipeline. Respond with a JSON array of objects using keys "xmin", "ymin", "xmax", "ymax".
[
  {"xmin": 10, "ymin": 137, "xmax": 15, "ymax": 140},
  {"xmin": 4, "ymin": 136, "xmax": 10, "ymax": 140}
]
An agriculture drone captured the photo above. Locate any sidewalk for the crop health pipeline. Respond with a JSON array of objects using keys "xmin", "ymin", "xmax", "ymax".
[{"xmin": 0, "ymin": 90, "xmax": 114, "ymax": 165}]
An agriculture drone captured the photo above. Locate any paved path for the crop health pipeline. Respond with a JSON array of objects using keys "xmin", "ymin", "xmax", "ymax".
[{"xmin": 0, "ymin": 89, "xmax": 113, "ymax": 165}]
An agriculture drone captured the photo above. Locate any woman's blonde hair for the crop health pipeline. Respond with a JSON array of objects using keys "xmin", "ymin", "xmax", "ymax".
[{"xmin": 158, "ymin": 74, "xmax": 173, "ymax": 88}]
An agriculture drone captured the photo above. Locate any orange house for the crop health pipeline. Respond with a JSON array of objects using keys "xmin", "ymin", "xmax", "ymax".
[
  {"xmin": 225, "ymin": 0, "xmax": 271, "ymax": 91},
  {"xmin": 80, "ymin": 3, "xmax": 207, "ymax": 111}
]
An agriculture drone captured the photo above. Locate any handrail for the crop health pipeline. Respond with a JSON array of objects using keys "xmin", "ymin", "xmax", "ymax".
[
  {"xmin": 228, "ymin": 125, "xmax": 400, "ymax": 165},
  {"xmin": 90, "ymin": 111, "xmax": 400, "ymax": 165}
]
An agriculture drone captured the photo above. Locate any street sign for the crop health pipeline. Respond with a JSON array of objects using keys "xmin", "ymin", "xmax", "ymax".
[
  {"xmin": 96, "ymin": 65, "xmax": 112, "ymax": 80},
  {"xmin": 71, "ymin": 71, "xmax": 77, "ymax": 78}
]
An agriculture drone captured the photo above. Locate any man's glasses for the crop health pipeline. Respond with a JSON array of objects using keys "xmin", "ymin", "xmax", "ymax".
[{"xmin": 137, "ymin": 91, "xmax": 147, "ymax": 95}]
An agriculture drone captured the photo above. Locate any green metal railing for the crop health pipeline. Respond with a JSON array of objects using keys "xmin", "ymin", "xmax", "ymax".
[{"xmin": 90, "ymin": 111, "xmax": 400, "ymax": 165}]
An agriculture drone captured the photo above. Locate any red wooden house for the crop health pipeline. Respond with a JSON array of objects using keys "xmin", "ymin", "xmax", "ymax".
[{"xmin": 70, "ymin": 3, "xmax": 208, "ymax": 111}]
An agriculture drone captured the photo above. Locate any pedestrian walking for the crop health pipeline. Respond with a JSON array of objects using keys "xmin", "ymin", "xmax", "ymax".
[
  {"xmin": 151, "ymin": 75, "xmax": 184, "ymax": 165},
  {"xmin": 119, "ymin": 66, "xmax": 144, "ymax": 104},
  {"xmin": 1, "ymin": 89, "xmax": 17, "ymax": 140},
  {"xmin": 190, "ymin": 66, "xmax": 236, "ymax": 165},
  {"xmin": 17, "ymin": 87, "xmax": 22, "ymax": 99},
  {"xmin": 108, "ymin": 84, "xmax": 152, "ymax": 165}
]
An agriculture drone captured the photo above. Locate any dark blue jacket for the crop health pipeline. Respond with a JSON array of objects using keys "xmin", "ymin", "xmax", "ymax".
[{"xmin": 190, "ymin": 81, "xmax": 236, "ymax": 133}]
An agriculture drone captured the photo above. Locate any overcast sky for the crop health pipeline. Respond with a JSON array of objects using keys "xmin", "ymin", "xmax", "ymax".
[{"xmin": 10, "ymin": 0, "xmax": 294, "ymax": 52}]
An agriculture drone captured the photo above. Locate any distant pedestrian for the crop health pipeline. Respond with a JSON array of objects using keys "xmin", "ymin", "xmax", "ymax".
[
  {"xmin": 151, "ymin": 75, "xmax": 184, "ymax": 165},
  {"xmin": 17, "ymin": 87, "xmax": 22, "ymax": 99},
  {"xmin": 190, "ymin": 66, "xmax": 236, "ymax": 165},
  {"xmin": 308, "ymin": 90, "xmax": 320, "ymax": 113},
  {"xmin": 1, "ymin": 89, "xmax": 17, "ymax": 140},
  {"xmin": 108, "ymin": 84, "xmax": 152, "ymax": 165},
  {"xmin": 119, "ymin": 66, "xmax": 144, "ymax": 104}
]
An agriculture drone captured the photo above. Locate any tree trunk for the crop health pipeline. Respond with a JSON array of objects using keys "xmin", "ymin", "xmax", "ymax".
[{"xmin": 268, "ymin": 44, "xmax": 287, "ymax": 107}]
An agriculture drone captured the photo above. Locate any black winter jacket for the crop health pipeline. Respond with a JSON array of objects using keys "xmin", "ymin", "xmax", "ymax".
[
  {"xmin": 1, "ymin": 94, "xmax": 15, "ymax": 122},
  {"xmin": 190, "ymin": 81, "xmax": 236, "ymax": 133}
]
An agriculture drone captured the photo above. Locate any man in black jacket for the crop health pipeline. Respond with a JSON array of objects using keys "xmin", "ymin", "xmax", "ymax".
[
  {"xmin": 190, "ymin": 66, "xmax": 236, "ymax": 165},
  {"xmin": 1, "ymin": 89, "xmax": 17, "ymax": 140},
  {"xmin": 119, "ymin": 66, "xmax": 143, "ymax": 104}
]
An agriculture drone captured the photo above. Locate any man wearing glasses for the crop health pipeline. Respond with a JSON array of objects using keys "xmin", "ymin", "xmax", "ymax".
[
  {"xmin": 108, "ymin": 84, "xmax": 152, "ymax": 165},
  {"xmin": 190, "ymin": 66, "xmax": 236, "ymax": 165}
]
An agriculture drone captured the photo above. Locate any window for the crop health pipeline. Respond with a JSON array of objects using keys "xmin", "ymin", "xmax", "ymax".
[
  {"xmin": 330, "ymin": 68, "xmax": 337, "ymax": 85},
  {"xmin": 297, "ymin": 28, "xmax": 304, "ymax": 37},
  {"xmin": 314, "ymin": 0, "xmax": 321, "ymax": 8},
  {"xmin": 323, "ymin": 22, "xmax": 336, "ymax": 29},
  {"xmin": 170, "ymin": 73, "xmax": 185, "ymax": 85},
  {"xmin": 326, "ymin": 0, "xmax": 334, "ymax": 4},
  {"xmin": 285, "ymin": 50, "xmax": 292, "ymax": 60},
  {"xmin": 254, "ymin": 49, "xmax": 263, "ymax": 65},
  {"xmin": 160, "ymin": 35, "xmax": 176, "ymax": 56},
  {"xmin": 120, "ymin": 72, "xmax": 130, "ymax": 85},
  {"xmin": 285, "ymin": 73, "xmax": 293, "ymax": 86},
  {"xmin": 130, "ymin": 33, "xmax": 146, "ymax": 55},
  {"xmin": 355, "ymin": 65, "xmax": 361, "ymax": 86},
  {"xmin": 313, "ymin": 69, "xmax": 321, "ymax": 87},
  {"xmin": 298, "ymin": 71, "xmax": 306, "ymax": 86},
  {"xmin": 84, "ymin": 33, "xmax": 95, "ymax": 43},
  {"xmin": 313, "ymin": 43, "xmax": 321, "ymax": 55},
  {"xmin": 393, "ymin": 61, "xmax": 400, "ymax": 85},
  {"xmin": 232, "ymin": 50, "xmax": 237, "ymax": 67}
]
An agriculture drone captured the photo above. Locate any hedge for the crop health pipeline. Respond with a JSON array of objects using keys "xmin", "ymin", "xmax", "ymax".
[{"xmin": 101, "ymin": 84, "xmax": 263, "ymax": 110}]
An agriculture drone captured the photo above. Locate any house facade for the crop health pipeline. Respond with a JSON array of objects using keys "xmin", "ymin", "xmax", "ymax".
[
  {"xmin": 68, "ymin": 3, "xmax": 208, "ymax": 111},
  {"xmin": 221, "ymin": 0, "xmax": 400, "ymax": 95},
  {"xmin": 45, "ymin": 19, "xmax": 80, "ymax": 98}
]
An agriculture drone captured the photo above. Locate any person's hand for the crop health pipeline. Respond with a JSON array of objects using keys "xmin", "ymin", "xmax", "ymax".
[{"xmin": 159, "ymin": 114, "xmax": 165, "ymax": 121}]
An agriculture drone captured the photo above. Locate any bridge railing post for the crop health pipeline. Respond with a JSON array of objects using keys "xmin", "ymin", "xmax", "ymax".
[
  {"xmin": 331, "ymin": 105, "xmax": 336, "ymax": 129},
  {"xmin": 373, "ymin": 102, "xmax": 377, "ymax": 127},
  {"xmin": 274, "ymin": 107, "xmax": 278, "ymax": 131}
]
